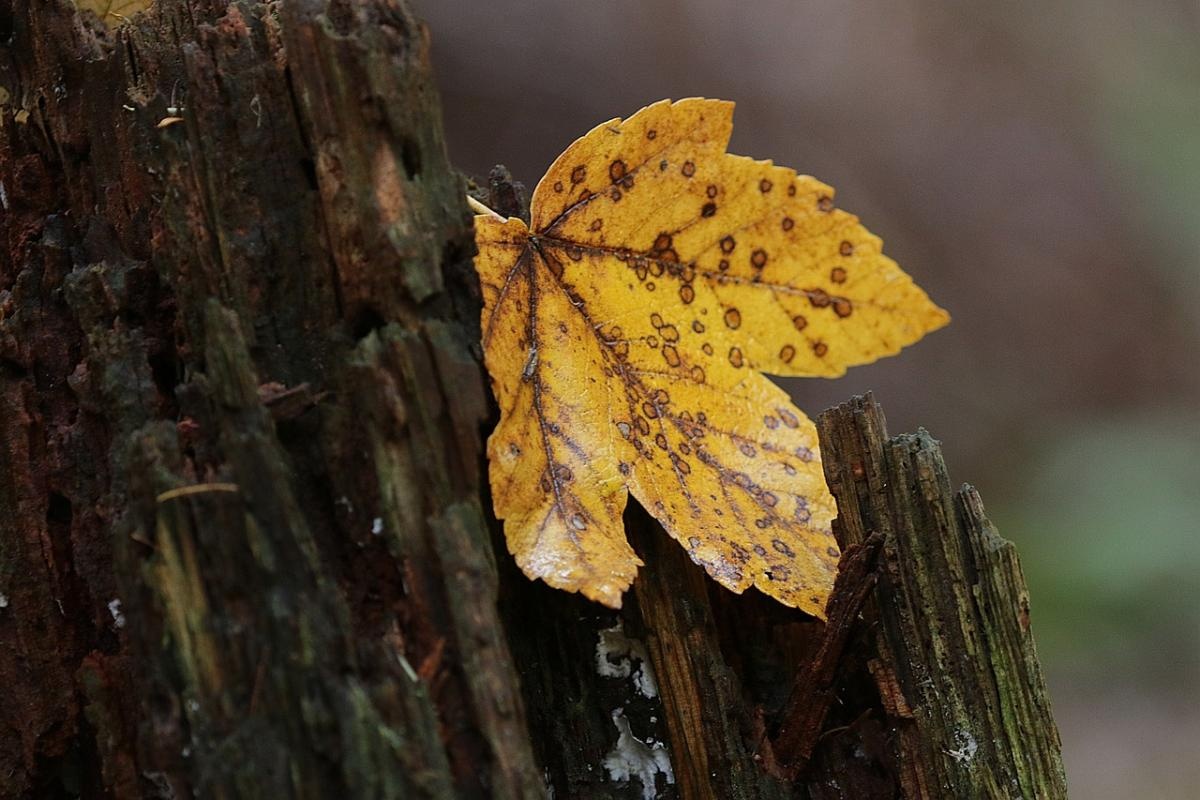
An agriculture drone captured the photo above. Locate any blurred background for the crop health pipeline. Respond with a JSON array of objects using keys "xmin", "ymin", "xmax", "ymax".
[{"xmin": 414, "ymin": 1, "xmax": 1200, "ymax": 795}]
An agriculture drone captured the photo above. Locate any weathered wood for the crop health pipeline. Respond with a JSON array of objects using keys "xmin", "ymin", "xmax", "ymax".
[
  {"xmin": 628, "ymin": 506, "xmax": 791, "ymax": 800},
  {"xmin": 815, "ymin": 394, "xmax": 1068, "ymax": 799},
  {"xmin": 0, "ymin": 1, "xmax": 1066, "ymax": 798},
  {"xmin": 2, "ymin": 0, "xmax": 543, "ymax": 796},
  {"xmin": 773, "ymin": 532, "xmax": 882, "ymax": 778}
]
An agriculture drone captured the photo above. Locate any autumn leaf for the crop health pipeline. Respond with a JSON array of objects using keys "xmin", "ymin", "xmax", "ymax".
[{"xmin": 475, "ymin": 98, "xmax": 947, "ymax": 616}]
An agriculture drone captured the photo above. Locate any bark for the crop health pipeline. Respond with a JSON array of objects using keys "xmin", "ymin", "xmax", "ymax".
[
  {"xmin": 805, "ymin": 395, "xmax": 1068, "ymax": 799},
  {"xmin": 0, "ymin": 1, "xmax": 1064, "ymax": 798}
]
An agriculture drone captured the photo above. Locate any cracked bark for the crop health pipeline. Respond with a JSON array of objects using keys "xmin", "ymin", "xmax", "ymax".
[{"xmin": 0, "ymin": 2, "xmax": 1064, "ymax": 798}]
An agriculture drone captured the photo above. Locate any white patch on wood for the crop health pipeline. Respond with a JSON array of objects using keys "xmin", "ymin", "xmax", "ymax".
[
  {"xmin": 603, "ymin": 709, "xmax": 674, "ymax": 800},
  {"xmin": 947, "ymin": 729, "xmax": 978, "ymax": 763},
  {"xmin": 107, "ymin": 598, "xmax": 126, "ymax": 629},
  {"xmin": 595, "ymin": 622, "xmax": 658, "ymax": 698}
]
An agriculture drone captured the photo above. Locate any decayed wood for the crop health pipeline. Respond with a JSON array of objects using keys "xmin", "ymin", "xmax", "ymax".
[
  {"xmin": 772, "ymin": 532, "xmax": 882, "ymax": 778},
  {"xmin": 2, "ymin": 0, "xmax": 544, "ymax": 796},
  {"xmin": 0, "ymin": 1, "xmax": 1066, "ymax": 798},
  {"xmin": 815, "ymin": 394, "xmax": 1068, "ymax": 799}
]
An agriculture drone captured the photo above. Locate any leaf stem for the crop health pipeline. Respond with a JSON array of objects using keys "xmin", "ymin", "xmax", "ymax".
[{"xmin": 467, "ymin": 195, "xmax": 504, "ymax": 220}]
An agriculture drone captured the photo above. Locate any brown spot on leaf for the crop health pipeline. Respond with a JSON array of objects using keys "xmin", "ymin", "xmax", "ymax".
[
  {"xmin": 702, "ymin": 343, "xmax": 714, "ymax": 355},
  {"xmin": 813, "ymin": 341, "xmax": 828, "ymax": 357},
  {"xmin": 782, "ymin": 216, "xmax": 794, "ymax": 231},
  {"xmin": 778, "ymin": 409, "xmax": 799, "ymax": 428},
  {"xmin": 759, "ymin": 178, "xmax": 773, "ymax": 193},
  {"xmin": 839, "ymin": 240, "xmax": 854, "ymax": 256},
  {"xmin": 706, "ymin": 184, "xmax": 718, "ymax": 198},
  {"xmin": 701, "ymin": 202, "xmax": 717, "ymax": 217},
  {"xmin": 662, "ymin": 345, "xmax": 681, "ymax": 367},
  {"xmin": 718, "ymin": 258, "xmax": 730, "ymax": 272},
  {"xmin": 571, "ymin": 165, "xmax": 586, "ymax": 184},
  {"xmin": 809, "ymin": 289, "xmax": 831, "ymax": 308},
  {"xmin": 590, "ymin": 218, "xmax": 603, "ymax": 232},
  {"xmin": 642, "ymin": 401, "xmax": 659, "ymax": 419},
  {"xmin": 679, "ymin": 284, "xmax": 695, "ymax": 304},
  {"xmin": 728, "ymin": 347, "xmax": 744, "ymax": 368},
  {"xmin": 646, "ymin": 128, "xmax": 658, "ymax": 140},
  {"xmin": 764, "ymin": 415, "xmax": 780, "ymax": 429},
  {"xmin": 681, "ymin": 160, "xmax": 696, "ymax": 177},
  {"xmin": 692, "ymin": 320, "xmax": 705, "ymax": 333},
  {"xmin": 723, "ymin": 308, "xmax": 742, "ymax": 329},
  {"xmin": 610, "ymin": 159, "xmax": 627, "ymax": 183},
  {"xmin": 720, "ymin": 235, "xmax": 736, "ymax": 254},
  {"xmin": 772, "ymin": 539, "xmax": 796, "ymax": 558},
  {"xmin": 830, "ymin": 266, "xmax": 847, "ymax": 284},
  {"xmin": 792, "ymin": 314, "xmax": 808, "ymax": 332},
  {"xmin": 750, "ymin": 249, "xmax": 768, "ymax": 269},
  {"xmin": 833, "ymin": 298, "xmax": 853, "ymax": 318},
  {"xmin": 779, "ymin": 344, "xmax": 795, "ymax": 363},
  {"xmin": 817, "ymin": 195, "xmax": 834, "ymax": 212},
  {"xmin": 553, "ymin": 181, "xmax": 563, "ymax": 193},
  {"xmin": 690, "ymin": 365, "xmax": 706, "ymax": 383}
]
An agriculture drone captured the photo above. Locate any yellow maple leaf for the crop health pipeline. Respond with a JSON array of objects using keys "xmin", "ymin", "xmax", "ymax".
[{"xmin": 475, "ymin": 98, "xmax": 947, "ymax": 616}]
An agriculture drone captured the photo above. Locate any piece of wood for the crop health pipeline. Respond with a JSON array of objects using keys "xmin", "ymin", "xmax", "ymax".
[
  {"xmin": 2, "ymin": 0, "xmax": 544, "ymax": 796},
  {"xmin": 0, "ymin": 1, "xmax": 1066, "ymax": 797},
  {"xmin": 773, "ymin": 532, "xmax": 882, "ymax": 778},
  {"xmin": 814, "ymin": 394, "xmax": 1068, "ymax": 799}
]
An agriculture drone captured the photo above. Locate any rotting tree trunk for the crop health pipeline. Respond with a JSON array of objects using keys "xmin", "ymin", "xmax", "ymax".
[{"xmin": 0, "ymin": 1, "xmax": 1065, "ymax": 798}]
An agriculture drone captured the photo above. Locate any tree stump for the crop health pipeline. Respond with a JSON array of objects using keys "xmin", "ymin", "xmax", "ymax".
[{"xmin": 0, "ymin": 1, "xmax": 1066, "ymax": 797}]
